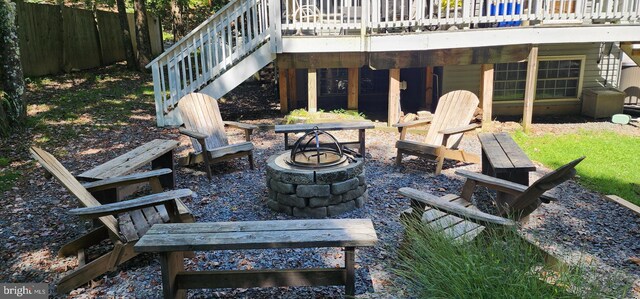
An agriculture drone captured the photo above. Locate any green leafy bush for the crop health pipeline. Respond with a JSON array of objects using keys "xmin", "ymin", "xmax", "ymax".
[{"xmin": 283, "ymin": 109, "xmax": 366, "ymax": 124}]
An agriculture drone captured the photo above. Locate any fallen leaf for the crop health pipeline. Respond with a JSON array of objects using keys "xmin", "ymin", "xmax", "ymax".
[{"xmin": 628, "ymin": 257, "xmax": 640, "ymax": 265}]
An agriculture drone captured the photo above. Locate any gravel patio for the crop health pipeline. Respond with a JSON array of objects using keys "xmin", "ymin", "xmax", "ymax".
[{"xmin": 2, "ymin": 68, "xmax": 640, "ymax": 298}]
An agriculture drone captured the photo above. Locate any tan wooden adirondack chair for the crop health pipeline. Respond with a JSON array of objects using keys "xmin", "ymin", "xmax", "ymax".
[
  {"xmin": 394, "ymin": 90, "xmax": 481, "ymax": 174},
  {"xmin": 399, "ymin": 157, "xmax": 585, "ymax": 242},
  {"xmin": 177, "ymin": 93, "xmax": 258, "ymax": 180},
  {"xmin": 30, "ymin": 147, "xmax": 194, "ymax": 294}
]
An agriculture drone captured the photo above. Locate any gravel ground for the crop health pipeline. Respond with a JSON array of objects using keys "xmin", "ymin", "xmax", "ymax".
[{"xmin": 2, "ymin": 72, "xmax": 640, "ymax": 298}]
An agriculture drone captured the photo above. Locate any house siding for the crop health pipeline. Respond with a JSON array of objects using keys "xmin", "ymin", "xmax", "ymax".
[{"xmin": 442, "ymin": 42, "xmax": 622, "ymax": 116}]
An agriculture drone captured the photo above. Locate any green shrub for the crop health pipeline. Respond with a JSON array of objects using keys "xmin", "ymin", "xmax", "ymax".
[{"xmin": 283, "ymin": 109, "xmax": 366, "ymax": 124}]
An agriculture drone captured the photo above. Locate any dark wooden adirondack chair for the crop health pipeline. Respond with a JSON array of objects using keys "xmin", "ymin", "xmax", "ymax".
[
  {"xmin": 394, "ymin": 90, "xmax": 481, "ymax": 175},
  {"xmin": 177, "ymin": 93, "xmax": 258, "ymax": 180},
  {"xmin": 30, "ymin": 147, "xmax": 194, "ymax": 293},
  {"xmin": 398, "ymin": 157, "xmax": 584, "ymax": 242}
]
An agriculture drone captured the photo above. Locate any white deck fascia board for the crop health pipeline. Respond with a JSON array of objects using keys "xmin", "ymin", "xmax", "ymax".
[
  {"xmin": 368, "ymin": 25, "xmax": 640, "ymax": 51},
  {"xmin": 281, "ymin": 25, "xmax": 640, "ymax": 53},
  {"xmin": 281, "ymin": 36, "xmax": 364, "ymax": 52}
]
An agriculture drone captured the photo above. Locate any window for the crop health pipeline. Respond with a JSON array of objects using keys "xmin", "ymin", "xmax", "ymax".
[
  {"xmin": 493, "ymin": 57, "xmax": 583, "ymax": 101},
  {"xmin": 536, "ymin": 59, "xmax": 581, "ymax": 99}
]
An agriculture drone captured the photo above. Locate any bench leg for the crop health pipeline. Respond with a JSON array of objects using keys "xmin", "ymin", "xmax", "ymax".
[
  {"xmin": 152, "ymin": 150, "xmax": 176, "ymax": 189},
  {"xmin": 358, "ymin": 129, "xmax": 366, "ymax": 158},
  {"xmin": 345, "ymin": 247, "xmax": 355, "ymax": 298},
  {"xmin": 160, "ymin": 251, "xmax": 186, "ymax": 299},
  {"xmin": 496, "ymin": 169, "xmax": 530, "ymax": 213}
]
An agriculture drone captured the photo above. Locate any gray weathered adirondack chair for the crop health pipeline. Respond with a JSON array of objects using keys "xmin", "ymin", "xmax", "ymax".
[
  {"xmin": 30, "ymin": 147, "xmax": 194, "ymax": 294},
  {"xmin": 394, "ymin": 90, "xmax": 481, "ymax": 175},
  {"xmin": 399, "ymin": 157, "xmax": 584, "ymax": 242},
  {"xmin": 177, "ymin": 93, "xmax": 258, "ymax": 180}
]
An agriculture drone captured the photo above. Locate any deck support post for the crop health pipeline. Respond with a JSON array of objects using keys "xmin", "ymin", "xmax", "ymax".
[
  {"xmin": 523, "ymin": 46, "xmax": 538, "ymax": 132},
  {"xmin": 279, "ymin": 68, "xmax": 289, "ymax": 113},
  {"xmin": 348, "ymin": 68, "xmax": 359, "ymax": 110},
  {"xmin": 288, "ymin": 69, "xmax": 297, "ymax": 109},
  {"xmin": 388, "ymin": 68, "xmax": 401, "ymax": 126},
  {"xmin": 425, "ymin": 66, "xmax": 434, "ymax": 111},
  {"xmin": 480, "ymin": 64, "xmax": 494, "ymax": 130},
  {"xmin": 308, "ymin": 68, "xmax": 317, "ymax": 113}
]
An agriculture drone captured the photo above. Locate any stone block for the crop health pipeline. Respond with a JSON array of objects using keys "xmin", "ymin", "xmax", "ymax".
[
  {"xmin": 309, "ymin": 196, "xmax": 331, "ymax": 208},
  {"xmin": 279, "ymin": 171, "xmax": 315, "ymax": 184},
  {"xmin": 270, "ymin": 179, "xmax": 295, "ymax": 194},
  {"xmin": 315, "ymin": 169, "xmax": 348, "ymax": 184},
  {"xmin": 357, "ymin": 174, "xmax": 366, "ymax": 186},
  {"xmin": 296, "ymin": 184, "xmax": 330, "ymax": 198},
  {"xmin": 355, "ymin": 194, "xmax": 367, "ymax": 208},
  {"xmin": 268, "ymin": 189, "xmax": 277, "ymax": 201},
  {"xmin": 329, "ymin": 194, "xmax": 343, "ymax": 205},
  {"xmin": 293, "ymin": 206, "xmax": 327, "ymax": 218},
  {"xmin": 315, "ymin": 159, "xmax": 364, "ymax": 184},
  {"xmin": 343, "ymin": 185, "xmax": 366, "ymax": 202},
  {"xmin": 267, "ymin": 200, "xmax": 293, "ymax": 215},
  {"xmin": 277, "ymin": 193, "xmax": 307, "ymax": 208},
  {"xmin": 331, "ymin": 177, "xmax": 359, "ymax": 195},
  {"xmin": 328, "ymin": 200, "xmax": 356, "ymax": 216}
]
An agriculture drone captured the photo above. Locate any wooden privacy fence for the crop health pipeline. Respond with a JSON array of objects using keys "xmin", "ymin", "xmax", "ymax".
[{"xmin": 16, "ymin": 2, "xmax": 163, "ymax": 77}]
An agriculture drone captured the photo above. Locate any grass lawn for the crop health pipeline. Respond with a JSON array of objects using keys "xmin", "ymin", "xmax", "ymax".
[
  {"xmin": 512, "ymin": 130, "xmax": 640, "ymax": 206},
  {"xmin": 0, "ymin": 66, "xmax": 154, "ymax": 193}
]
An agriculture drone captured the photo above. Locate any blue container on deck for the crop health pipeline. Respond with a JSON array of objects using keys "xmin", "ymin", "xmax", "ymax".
[{"xmin": 490, "ymin": 1, "xmax": 521, "ymax": 27}]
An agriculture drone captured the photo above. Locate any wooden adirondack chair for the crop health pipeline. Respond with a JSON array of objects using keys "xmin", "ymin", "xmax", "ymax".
[
  {"xmin": 398, "ymin": 157, "xmax": 585, "ymax": 242},
  {"xmin": 29, "ymin": 147, "xmax": 194, "ymax": 294},
  {"xmin": 394, "ymin": 90, "xmax": 481, "ymax": 175},
  {"xmin": 177, "ymin": 93, "xmax": 258, "ymax": 180}
]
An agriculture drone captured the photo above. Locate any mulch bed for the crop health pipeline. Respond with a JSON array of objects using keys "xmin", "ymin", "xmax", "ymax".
[{"xmin": 1, "ymin": 65, "xmax": 639, "ymax": 298}]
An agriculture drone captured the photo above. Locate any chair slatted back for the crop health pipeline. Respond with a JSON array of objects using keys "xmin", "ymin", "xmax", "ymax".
[
  {"xmin": 29, "ymin": 147, "xmax": 123, "ymax": 240},
  {"xmin": 511, "ymin": 156, "xmax": 585, "ymax": 217},
  {"xmin": 426, "ymin": 90, "xmax": 479, "ymax": 148},
  {"xmin": 177, "ymin": 93, "xmax": 229, "ymax": 153}
]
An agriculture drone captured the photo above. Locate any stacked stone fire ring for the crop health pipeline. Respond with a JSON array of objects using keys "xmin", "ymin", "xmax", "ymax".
[{"xmin": 266, "ymin": 152, "xmax": 367, "ymax": 218}]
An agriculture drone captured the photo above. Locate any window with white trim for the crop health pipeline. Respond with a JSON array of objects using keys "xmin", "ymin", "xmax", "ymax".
[{"xmin": 493, "ymin": 56, "xmax": 584, "ymax": 101}]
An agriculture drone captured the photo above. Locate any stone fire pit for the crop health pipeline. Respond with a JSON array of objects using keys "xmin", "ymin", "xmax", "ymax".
[{"xmin": 266, "ymin": 151, "xmax": 367, "ymax": 218}]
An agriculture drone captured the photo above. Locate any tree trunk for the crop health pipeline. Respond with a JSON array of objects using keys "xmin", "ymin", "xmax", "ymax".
[
  {"xmin": 0, "ymin": 0, "xmax": 26, "ymax": 137},
  {"xmin": 134, "ymin": 0, "xmax": 153, "ymax": 71},
  {"xmin": 116, "ymin": 0, "xmax": 136, "ymax": 70},
  {"xmin": 170, "ymin": 0, "xmax": 185, "ymax": 42}
]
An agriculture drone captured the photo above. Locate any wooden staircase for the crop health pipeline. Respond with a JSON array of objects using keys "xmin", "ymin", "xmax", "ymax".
[
  {"xmin": 621, "ymin": 42, "xmax": 640, "ymax": 66},
  {"xmin": 147, "ymin": 0, "xmax": 276, "ymax": 127}
]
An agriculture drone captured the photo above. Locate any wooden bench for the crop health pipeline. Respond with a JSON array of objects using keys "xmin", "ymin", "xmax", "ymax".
[
  {"xmin": 77, "ymin": 139, "xmax": 179, "ymax": 201},
  {"xmin": 274, "ymin": 122, "xmax": 375, "ymax": 157},
  {"xmin": 134, "ymin": 219, "xmax": 378, "ymax": 299},
  {"xmin": 478, "ymin": 133, "xmax": 536, "ymax": 211},
  {"xmin": 478, "ymin": 133, "xmax": 535, "ymax": 185}
]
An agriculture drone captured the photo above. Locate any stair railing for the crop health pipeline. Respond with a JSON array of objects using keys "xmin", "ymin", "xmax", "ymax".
[{"xmin": 147, "ymin": 0, "xmax": 272, "ymax": 126}]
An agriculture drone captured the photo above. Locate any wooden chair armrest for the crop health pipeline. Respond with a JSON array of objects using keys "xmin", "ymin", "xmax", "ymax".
[
  {"xmin": 455, "ymin": 170, "xmax": 556, "ymax": 202},
  {"xmin": 392, "ymin": 119, "xmax": 431, "ymax": 128},
  {"xmin": 398, "ymin": 187, "xmax": 517, "ymax": 227},
  {"xmin": 439, "ymin": 123, "xmax": 479, "ymax": 135},
  {"xmin": 224, "ymin": 121, "xmax": 257, "ymax": 141},
  {"xmin": 393, "ymin": 119, "xmax": 432, "ymax": 141},
  {"xmin": 179, "ymin": 128, "xmax": 208, "ymax": 140},
  {"xmin": 81, "ymin": 169, "xmax": 172, "ymax": 192},
  {"xmin": 68, "ymin": 189, "xmax": 192, "ymax": 219},
  {"xmin": 224, "ymin": 121, "xmax": 258, "ymax": 130}
]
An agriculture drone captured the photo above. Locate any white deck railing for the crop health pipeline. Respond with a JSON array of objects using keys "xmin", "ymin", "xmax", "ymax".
[
  {"xmin": 147, "ymin": 0, "xmax": 272, "ymax": 125},
  {"xmin": 149, "ymin": 0, "xmax": 639, "ymax": 126},
  {"xmin": 280, "ymin": 0, "xmax": 640, "ymax": 33}
]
